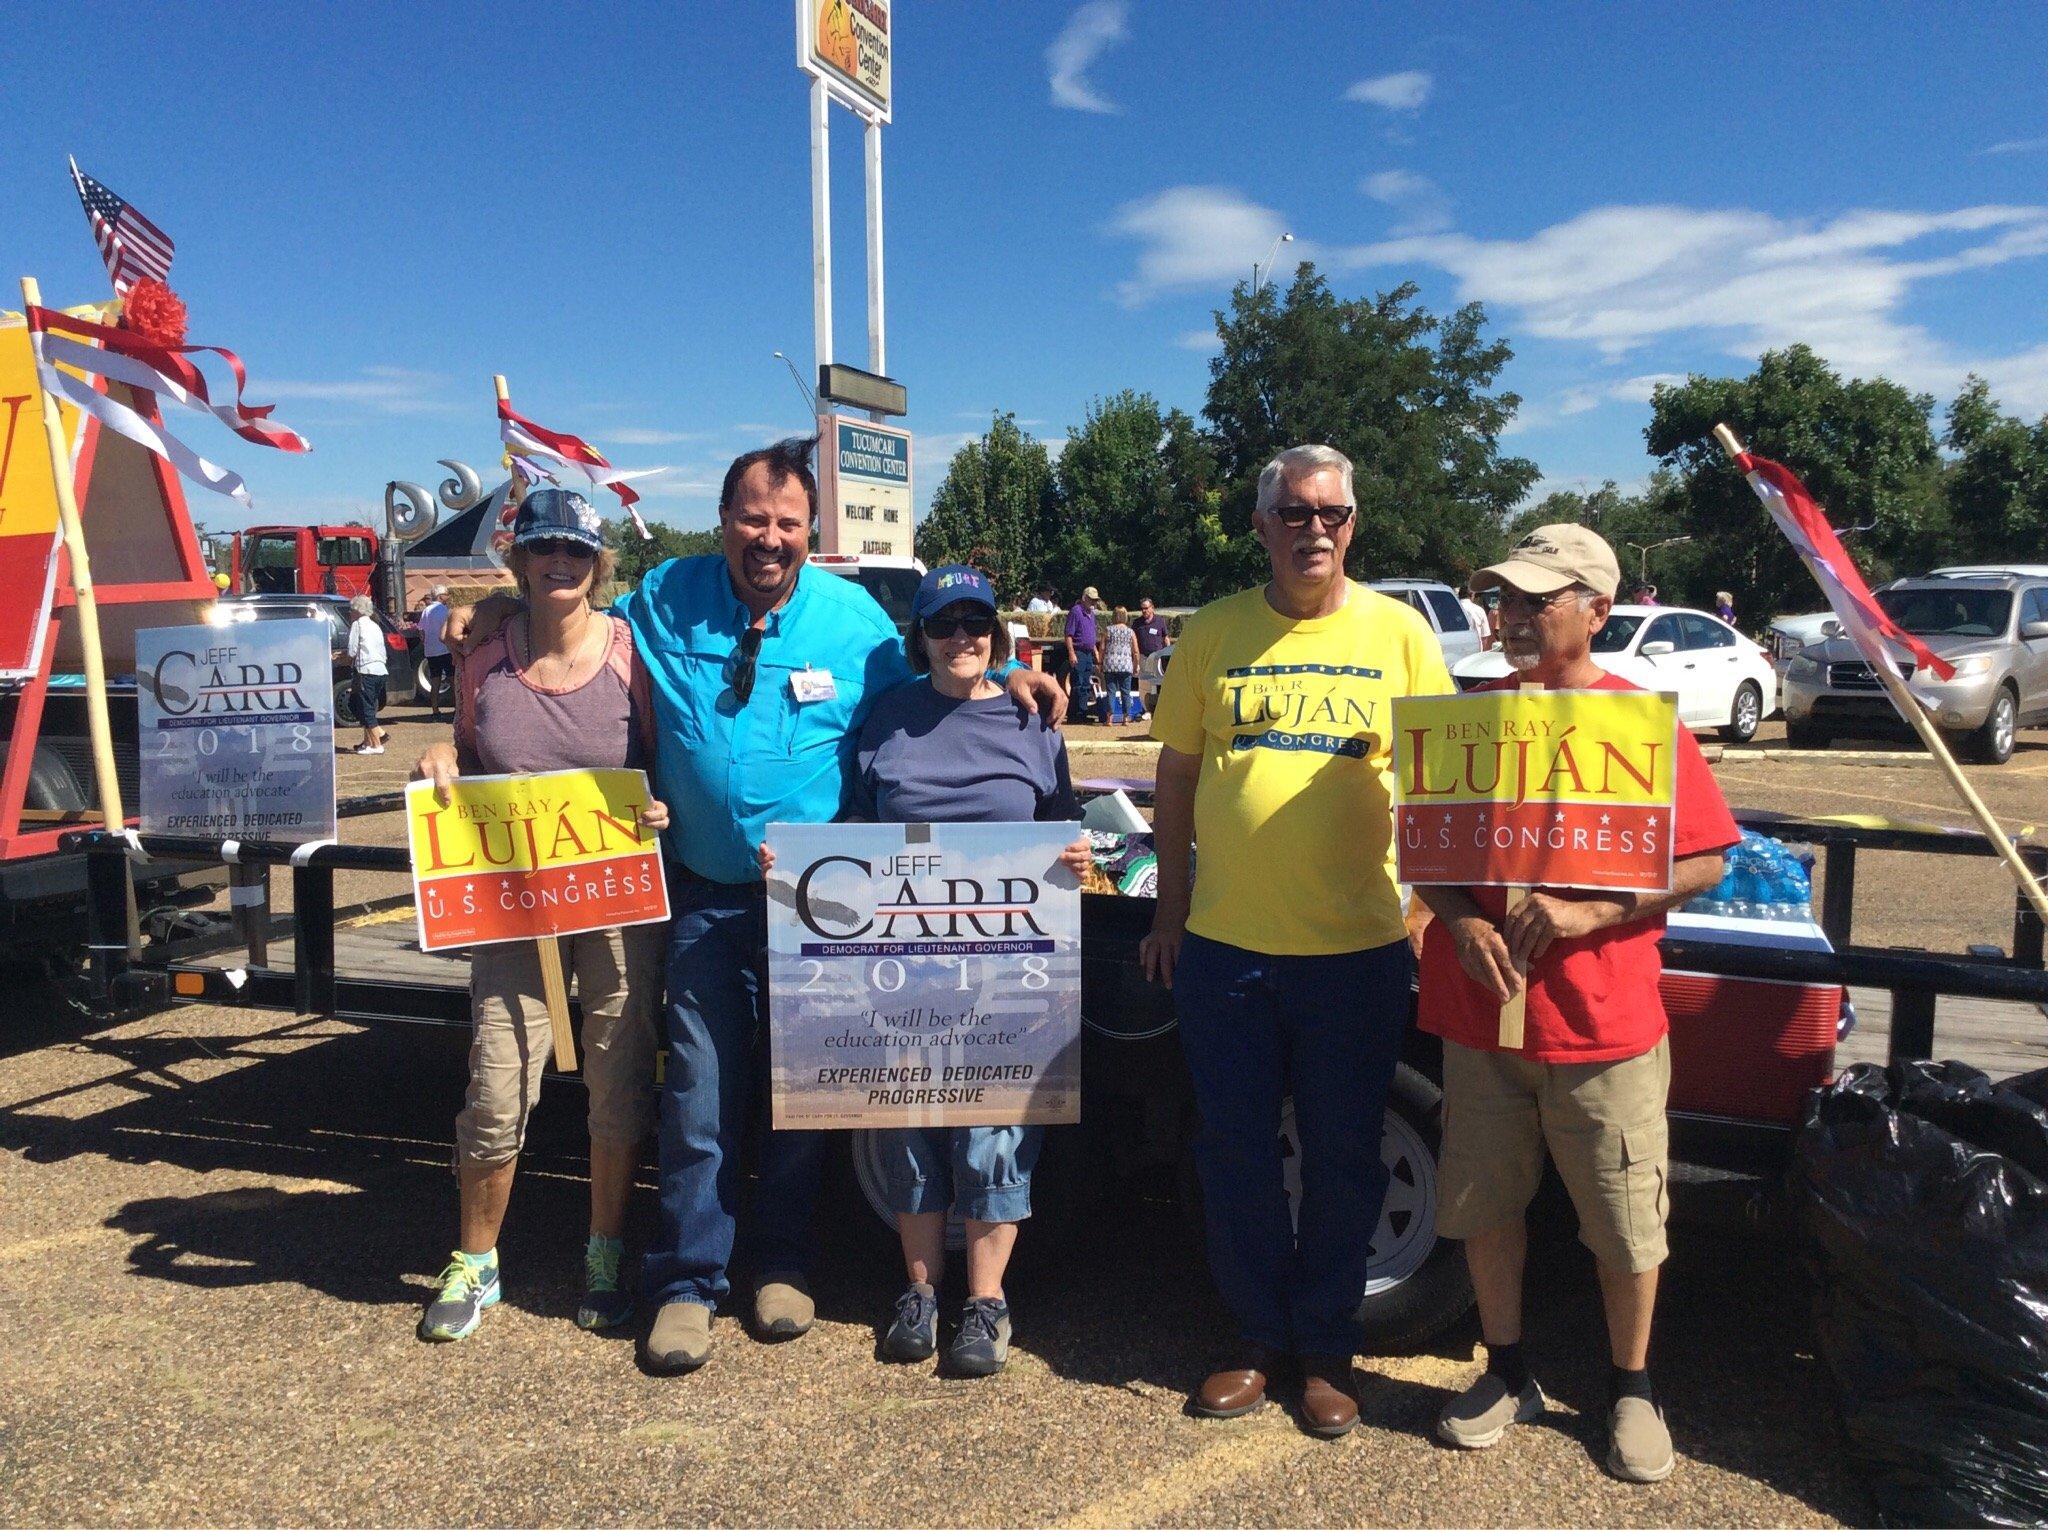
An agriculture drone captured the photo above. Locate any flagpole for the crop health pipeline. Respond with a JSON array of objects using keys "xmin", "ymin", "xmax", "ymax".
[
  {"xmin": 1714, "ymin": 422, "xmax": 2048, "ymax": 926},
  {"xmin": 21, "ymin": 278, "xmax": 126, "ymax": 837},
  {"xmin": 493, "ymin": 372, "xmax": 577, "ymax": 1072}
]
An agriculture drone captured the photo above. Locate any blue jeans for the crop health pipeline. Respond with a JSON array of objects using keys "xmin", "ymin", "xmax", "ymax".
[
  {"xmin": 1105, "ymin": 670, "xmax": 1137, "ymax": 719},
  {"xmin": 1070, "ymin": 650, "xmax": 1104, "ymax": 723},
  {"xmin": 1173, "ymin": 932, "xmax": 1414, "ymax": 1355},
  {"xmin": 879, "ymin": 1124, "xmax": 1042, "ymax": 1223},
  {"xmin": 642, "ymin": 878, "xmax": 823, "ymax": 1310}
]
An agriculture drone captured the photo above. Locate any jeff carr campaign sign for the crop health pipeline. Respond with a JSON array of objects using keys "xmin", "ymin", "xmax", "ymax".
[
  {"xmin": 764, "ymin": 822, "xmax": 1082, "ymax": 1130},
  {"xmin": 137, "ymin": 619, "xmax": 337, "ymax": 842}
]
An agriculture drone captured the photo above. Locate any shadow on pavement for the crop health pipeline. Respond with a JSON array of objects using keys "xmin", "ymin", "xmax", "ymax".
[{"xmin": 11, "ymin": 1000, "xmax": 1864, "ymax": 1520}]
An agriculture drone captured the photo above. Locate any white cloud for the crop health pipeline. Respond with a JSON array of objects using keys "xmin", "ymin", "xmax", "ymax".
[
  {"xmin": 1610, "ymin": 373, "xmax": 1686, "ymax": 403},
  {"xmin": 638, "ymin": 478, "xmax": 721, "ymax": 500},
  {"xmin": 1361, "ymin": 169, "xmax": 1452, "ymax": 235},
  {"xmin": 1178, "ymin": 328, "xmax": 1219, "ymax": 350},
  {"xmin": 1107, "ymin": 185, "xmax": 1294, "ymax": 303},
  {"xmin": 1345, "ymin": 70, "xmax": 1432, "ymax": 111},
  {"xmin": 1981, "ymin": 136, "xmax": 2048, "ymax": 157},
  {"xmin": 1341, "ymin": 201, "xmax": 2048, "ymax": 413},
  {"xmin": 264, "ymin": 366, "xmax": 454, "ymax": 413},
  {"xmin": 1048, "ymin": 1, "xmax": 1129, "ymax": 114}
]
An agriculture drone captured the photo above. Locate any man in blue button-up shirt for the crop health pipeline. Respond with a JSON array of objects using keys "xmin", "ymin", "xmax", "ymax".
[{"xmin": 442, "ymin": 437, "xmax": 1061, "ymax": 1375}]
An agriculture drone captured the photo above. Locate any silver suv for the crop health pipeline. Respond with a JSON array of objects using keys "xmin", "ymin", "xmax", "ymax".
[
  {"xmin": 1781, "ymin": 575, "xmax": 2048, "ymax": 763},
  {"xmin": 1368, "ymin": 579, "xmax": 1484, "ymax": 666}
]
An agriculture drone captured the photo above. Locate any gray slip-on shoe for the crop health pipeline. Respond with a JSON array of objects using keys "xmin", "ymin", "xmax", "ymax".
[
  {"xmin": 642, "ymin": 1300, "xmax": 714, "ymax": 1374},
  {"xmin": 1437, "ymin": 1373, "xmax": 1548, "ymax": 1449},
  {"xmin": 752, "ymin": 1273, "xmax": 815, "ymax": 1340},
  {"xmin": 1607, "ymin": 1396, "xmax": 1677, "ymax": 1483}
]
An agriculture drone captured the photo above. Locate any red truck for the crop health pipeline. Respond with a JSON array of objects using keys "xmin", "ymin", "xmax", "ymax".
[{"xmin": 229, "ymin": 524, "xmax": 379, "ymax": 600}]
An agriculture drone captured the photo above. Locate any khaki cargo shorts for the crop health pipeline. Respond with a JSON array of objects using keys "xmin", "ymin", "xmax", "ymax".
[
  {"xmin": 453, "ymin": 922, "xmax": 665, "ymax": 1168},
  {"xmin": 1435, "ymin": 1036, "xmax": 1672, "ymax": 1273}
]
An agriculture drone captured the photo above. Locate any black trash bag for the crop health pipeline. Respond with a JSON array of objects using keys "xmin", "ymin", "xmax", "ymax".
[{"xmin": 1788, "ymin": 1060, "xmax": 2048, "ymax": 1526}]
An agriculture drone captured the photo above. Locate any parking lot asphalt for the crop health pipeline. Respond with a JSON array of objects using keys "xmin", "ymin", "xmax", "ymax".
[
  {"xmin": 3, "ymin": 997, "xmax": 1859, "ymax": 1526},
  {"xmin": 13, "ymin": 704, "xmax": 2047, "ymax": 1524}
]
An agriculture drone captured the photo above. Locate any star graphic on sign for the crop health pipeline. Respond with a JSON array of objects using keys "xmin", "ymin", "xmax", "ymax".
[
  {"xmin": 1600, "ymin": 812, "xmax": 1611, "ymax": 826},
  {"xmin": 1553, "ymin": 809, "xmax": 1566, "ymax": 824}
]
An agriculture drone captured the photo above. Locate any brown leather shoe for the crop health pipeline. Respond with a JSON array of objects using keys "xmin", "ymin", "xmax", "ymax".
[
  {"xmin": 1193, "ymin": 1346, "xmax": 1285, "ymax": 1418},
  {"xmin": 1300, "ymin": 1354, "xmax": 1360, "ymax": 1438}
]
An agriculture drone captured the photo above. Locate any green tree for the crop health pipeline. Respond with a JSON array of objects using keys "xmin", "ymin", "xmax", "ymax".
[
  {"xmin": 1943, "ymin": 376, "xmax": 2048, "ymax": 561},
  {"xmin": 1644, "ymin": 347, "xmax": 1943, "ymax": 618},
  {"xmin": 603, "ymin": 517, "xmax": 720, "ymax": 587},
  {"xmin": 1201, "ymin": 268, "xmax": 1540, "ymax": 588},
  {"xmin": 915, "ymin": 412, "xmax": 1057, "ymax": 602},
  {"xmin": 1050, "ymin": 391, "xmax": 1226, "ymax": 605}
]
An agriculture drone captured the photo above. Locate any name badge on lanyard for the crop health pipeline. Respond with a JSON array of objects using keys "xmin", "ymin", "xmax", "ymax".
[{"xmin": 790, "ymin": 666, "xmax": 838, "ymax": 703}]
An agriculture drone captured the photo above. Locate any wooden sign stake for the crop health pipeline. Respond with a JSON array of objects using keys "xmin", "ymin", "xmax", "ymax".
[
  {"xmin": 491, "ymin": 373, "xmax": 573, "ymax": 1070},
  {"xmin": 1496, "ymin": 682, "xmax": 1541, "ymax": 1048},
  {"xmin": 1713, "ymin": 422, "xmax": 2048, "ymax": 928}
]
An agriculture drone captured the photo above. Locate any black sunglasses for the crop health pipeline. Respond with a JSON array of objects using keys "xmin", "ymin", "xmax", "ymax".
[
  {"xmin": 924, "ymin": 612, "xmax": 996, "ymax": 640},
  {"xmin": 524, "ymin": 536, "xmax": 597, "ymax": 560},
  {"xmin": 731, "ymin": 625, "xmax": 765, "ymax": 704},
  {"xmin": 1268, "ymin": 504, "xmax": 1356, "ymax": 530}
]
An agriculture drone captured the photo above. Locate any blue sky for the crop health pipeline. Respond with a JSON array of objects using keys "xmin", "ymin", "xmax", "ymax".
[{"xmin": 6, "ymin": 2, "xmax": 2045, "ymax": 547}]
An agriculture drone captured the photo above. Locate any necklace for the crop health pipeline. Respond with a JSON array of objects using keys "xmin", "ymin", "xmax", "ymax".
[{"xmin": 515, "ymin": 611, "xmax": 605, "ymax": 690}]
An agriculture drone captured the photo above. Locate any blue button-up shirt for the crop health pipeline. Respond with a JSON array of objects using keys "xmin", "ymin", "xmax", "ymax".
[{"xmin": 617, "ymin": 555, "xmax": 913, "ymax": 883}]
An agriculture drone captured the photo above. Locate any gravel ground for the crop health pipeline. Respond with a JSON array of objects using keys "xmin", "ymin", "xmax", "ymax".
[
  {"xmin": 10, "ymin": 702, "xmax": 2045, "ymax": 1524},
  {"xmin": 3, "ymin": 997, "xmax": 1859, "ymax": 1526}
]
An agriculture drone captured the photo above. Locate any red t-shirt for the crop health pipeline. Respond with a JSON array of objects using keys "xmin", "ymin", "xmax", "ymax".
[{"xmin": 1417, "ymin": 671, "xmax": 1741, "ymax": 1063}]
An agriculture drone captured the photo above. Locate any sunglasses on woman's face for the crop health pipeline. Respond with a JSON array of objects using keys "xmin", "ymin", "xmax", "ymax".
[
  {"xmin": 925, "ymin": 613, "xmax": 996, "ymax": 640},
  {"xmin": 525, "ymin": 536, "xmax": 596, "ymax": 561}
]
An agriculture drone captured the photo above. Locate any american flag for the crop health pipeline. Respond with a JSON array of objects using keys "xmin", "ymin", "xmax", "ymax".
[{"xmin": 69, "ymin": 157, "xmax": 174, "ymax": 296}]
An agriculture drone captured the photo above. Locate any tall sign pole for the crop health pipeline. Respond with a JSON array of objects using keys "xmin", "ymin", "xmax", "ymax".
[{"xmin": 798, "ymin": 1, "xmax": 910, "ymax": 558}]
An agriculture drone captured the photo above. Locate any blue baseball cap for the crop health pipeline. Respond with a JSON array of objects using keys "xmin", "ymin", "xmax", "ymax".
[
  {"xmin": 913, "ymin": 564, "xmax": 997, "ymax": 621},
  {"xmin": 511, "ymin": 488, "xmax": 604, "ymax": 550}
]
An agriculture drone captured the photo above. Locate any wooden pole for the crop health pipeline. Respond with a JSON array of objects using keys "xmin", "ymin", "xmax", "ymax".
[
  {"xmin": 492, "ymin": 373, "xmax": 574, "ymax": 1069},
  {"xmin": 1714, "ymin": 421, "xmax": 2048, "ymax": 927},
  {"xmin": 22, "ymin": 278, "xmax": 125, "ymax": 834},
  {"xmin": 1496, "ymin": 682, "xmax": 1541, "ymax": 1048}
]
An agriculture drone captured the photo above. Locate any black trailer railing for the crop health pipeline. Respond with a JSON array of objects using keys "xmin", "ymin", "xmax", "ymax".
[{"xmin": 64, "ymin": 808, "xmax": 2048, "ymax": 1076}]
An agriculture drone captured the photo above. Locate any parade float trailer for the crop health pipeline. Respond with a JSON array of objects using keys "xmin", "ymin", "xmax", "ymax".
[{"xmin": 60, "ymin": 799, "xmax": 2048, "ymax": 1346}]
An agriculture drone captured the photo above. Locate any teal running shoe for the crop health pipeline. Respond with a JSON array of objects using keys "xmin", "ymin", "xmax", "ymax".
[
  {"xmin": 419, "ymin": 1252, "xmax": 500, "ymax": 1342},
  {"xmin": 576, "ymin": 1235, "xmax": 633, "ymax": 1331}
]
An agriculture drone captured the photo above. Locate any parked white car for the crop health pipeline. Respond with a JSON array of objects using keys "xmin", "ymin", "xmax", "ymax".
[
  {"xmin": 1450, "ymin": 604, "xmax": 1779, "ymax": 742},
  {"xmin": 1368, "ymin": 579, "xmax": 1485, "ymax": 666}
]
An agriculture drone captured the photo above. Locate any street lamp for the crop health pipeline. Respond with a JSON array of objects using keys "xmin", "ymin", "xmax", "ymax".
[
  {"xmin": 1625, "ymin": 535, "xmax": 1693, "ymax": 587},
  {"xmin": 771, "ymin": 350, "xmax": 819, "ymax": 417},
  {"xmin": 1252, "ymin": 232, "xmax": 1295, "ymax": 295}
]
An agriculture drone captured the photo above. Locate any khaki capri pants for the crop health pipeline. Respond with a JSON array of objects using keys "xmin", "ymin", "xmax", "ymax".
[{"xmin": 453, "ymin": 923, "xmax": 665, "ymax": 1168}]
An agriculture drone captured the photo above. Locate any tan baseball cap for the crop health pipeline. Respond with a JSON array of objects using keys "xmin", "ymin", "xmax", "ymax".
[
  {"xmin": 1082, "ymin": 586, "xmax": 1101, "ymax": 601},
  {"xmin": 1471, "ymin": 523, "xmax": 1621, "ymax": 600}
]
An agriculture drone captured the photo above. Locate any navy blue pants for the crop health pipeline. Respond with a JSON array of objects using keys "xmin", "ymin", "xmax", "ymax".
[
  {"xmin": 1173, "ymin": 932, "xmax": 1414, "ymax": 1355},
  {"xmin": 642, "ymin": 879, "xmax": 822, "ymax": 1310}
]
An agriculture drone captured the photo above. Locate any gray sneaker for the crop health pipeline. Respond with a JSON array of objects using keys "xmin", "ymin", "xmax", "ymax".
[
  {"xmin": 881, "ymin": 1282, "xmax": 939, "ymax": 1362},
  {"xmin": 418, "ymin": 1253, "xmax": 501, "ymax": 1343},
  {"xmin": 1436, "ymin": 1372, "xmax": 1547, "ymax": 1448},
  {"xmin": 948, "ymin": 1297, "xmax": 1012, "ymax": 1377},
  {"xmin": 1607, "ymin": 1396, "xmax": 1676, "ymax": 1483}
]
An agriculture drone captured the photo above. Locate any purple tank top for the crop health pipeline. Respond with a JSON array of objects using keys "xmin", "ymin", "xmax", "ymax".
[{"xmin": 454, "ymin": 617, "xmax": 650, "ymax": 777}]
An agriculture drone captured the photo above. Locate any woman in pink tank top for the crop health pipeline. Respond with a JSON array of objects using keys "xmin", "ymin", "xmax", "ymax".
[{"xmin": 408, "ymin": 489, "xmax": 668, "ymax": 1344}]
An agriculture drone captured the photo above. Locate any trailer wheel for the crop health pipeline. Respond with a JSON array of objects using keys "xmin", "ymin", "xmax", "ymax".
[{"xmin": 1178, "ymin": 1063, "xmax": 1474, "ymax": 1350}]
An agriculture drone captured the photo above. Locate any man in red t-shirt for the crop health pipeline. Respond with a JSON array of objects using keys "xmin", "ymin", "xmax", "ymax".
[{"xmin": 1414, "ymin": 525, "xmax": 1738, "ymax": 1484}]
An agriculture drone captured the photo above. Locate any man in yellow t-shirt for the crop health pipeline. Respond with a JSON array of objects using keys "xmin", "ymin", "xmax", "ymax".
[{"xmin": 1143, "ymin": 444, "xmax": 1453, "ymax": 1439}]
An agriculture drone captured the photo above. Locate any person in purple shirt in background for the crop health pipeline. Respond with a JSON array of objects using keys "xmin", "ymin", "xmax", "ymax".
[
  {"xmin": 761, "ymin": 564, "xmax": 1090, "ymax": 1377},
  {"xmin": 1067, "ymin": 586, "xmax": 1104, "ymax": 723}
]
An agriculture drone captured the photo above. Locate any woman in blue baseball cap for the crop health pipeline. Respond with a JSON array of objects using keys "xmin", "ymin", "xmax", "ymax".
[
  {"xmin": 760, "ymin": 563, "xmax": 1089, "ymax": 1376},
  {"xmin": 409, "ymin": 488, "xmax": 671, "ymax": 1344}
]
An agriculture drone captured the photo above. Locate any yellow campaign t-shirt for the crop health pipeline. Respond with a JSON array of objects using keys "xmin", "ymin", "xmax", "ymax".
[{"xmin": 1151, "ymin": 582, "xmax": 1454, "ymax": 956}]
